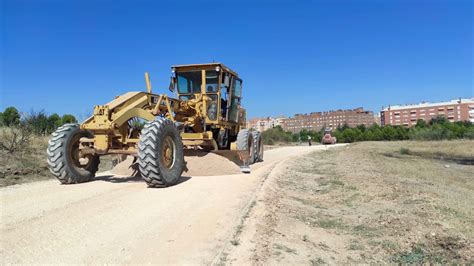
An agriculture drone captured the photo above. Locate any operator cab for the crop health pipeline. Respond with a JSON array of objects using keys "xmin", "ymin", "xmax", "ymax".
[{"xmin": 169, "ymin": 63, "xmax": 243, "ymax": 123}]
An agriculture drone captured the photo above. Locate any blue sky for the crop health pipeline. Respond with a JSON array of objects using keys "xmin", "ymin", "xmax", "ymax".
[{"xmin": 1, "ymin": 0, "xmax": 472, "ymax": 120}]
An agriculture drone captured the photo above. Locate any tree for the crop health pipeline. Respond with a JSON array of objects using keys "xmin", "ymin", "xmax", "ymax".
[
  {"xmin": 299, "ymin": 129, "xmax": 309, "ymax": 141},
  {"xmin": 1, "ymin": 107, "xmax": 21, "ymax": 126},
  {"xmin": 415, "ymin": 119, "xmax": 427, "ymax": 128},
  {"xmin": 340, "ymin": 122, "xmax": 350, "ymax": 131},
  {"xmin": 61, "ymin": 114, "xmax": 77, "ymax": 125},
  {"xmin": 25, "ymin": 110, "xmax": 49, "ymax": 135},
  {"xmin": 381, "ymin": 125, "xmax": 397, "ymax": 140},
  {"xmin": 37, "ymin": 112, "xmax": 48, "ymax": 134},
  {"xmin": 356, "ymin": 124, "xmax": 366, "ymax": 132},
  {"xmin": 430, "ymin": 116, "xmax": 448, "ymax": 125},
  {"xmin": 47, "ymin": 113, "xmax": 62, "ymax": 133}
]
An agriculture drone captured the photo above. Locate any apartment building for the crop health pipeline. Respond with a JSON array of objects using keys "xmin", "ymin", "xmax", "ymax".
[
  {"xmin": 380, "ymin": 98, "xmax": 474, "ymax": 127},
  {"xmin": 281, "ymin": 108, "xmax": 375, "ymax": 133},
  {"xmin": 373, "ymin": 113, "xmax": 381, "ymax": 125},
  {"xmin": 247, "ymin": 116, "xmax": 286, "ymax": 132}
]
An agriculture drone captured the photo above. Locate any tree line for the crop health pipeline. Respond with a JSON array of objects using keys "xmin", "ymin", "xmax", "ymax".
[
  {"xmin": 2, "ymin": 105, "xmax": 473, "ymax": 143},
  {"xmin": 0, "ymin": 106, "xmax": 78, "ymax": 135},
  {"xmin": 262, "ymin": 117, "xmax": 474, "ymax": 145}
]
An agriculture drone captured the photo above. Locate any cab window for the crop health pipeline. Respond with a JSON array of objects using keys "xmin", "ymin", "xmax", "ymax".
[
  {"xmin": 177, "ymin": 71, "xmax": 202, "ymax": 94},
  {"xmin": 228, "ymin": 78, "xmax": 242, "ymax": 122},
  {"xmin": 205, "ymin": 70, "xmax": 219, "ymax": 93},
  {"xmin": 232, "ymin": 79, "xmax": 242, "ymax": 97}
]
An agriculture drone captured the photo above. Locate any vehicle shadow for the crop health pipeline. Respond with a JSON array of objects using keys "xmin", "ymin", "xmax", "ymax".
[
  {"xmin": 94, "ymin": 175, "xmax": 143, "ymax": 183},
  {"xmin": 93, "ymin": 174, "xmax": 192, "ymax": 186}
]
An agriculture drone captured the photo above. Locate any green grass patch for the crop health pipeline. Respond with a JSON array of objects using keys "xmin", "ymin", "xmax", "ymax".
[
  {"xmin": 351, "ymin": 224, "xmax": 380, "ymax": 237},
  {"xmin": 390, "ymin": 245, "xmax": 444, "ymax": 264},
  {"xmin": 348, "ymin": 239, "xmax": 365, "ymax": 250}
]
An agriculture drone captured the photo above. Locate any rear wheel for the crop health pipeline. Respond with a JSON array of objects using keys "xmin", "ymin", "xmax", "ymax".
[
  {"xmin": 236, "ymin": 129, "xmax": 255, "ymax": 164},
  {"xmin": 217, "ymin": 129, "xmax": 229, "ymax": 149},
  {"xmin": 252, "ymin": 131, "xmax": 264, "ymax": 162},
  {"xmin": 47, "ymin": 124, "xmax": 100, "ymax": 184},
  {"xmin": 137, "ymin": 118, "xmax": 184, "ymax": 187}
]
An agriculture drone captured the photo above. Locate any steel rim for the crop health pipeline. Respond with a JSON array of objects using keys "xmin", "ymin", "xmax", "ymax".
[
  {"xmin": 67, "ymin": 133, "xmax": 91, "ymax": 170},
  {"xmin": 161, "ymin": 135, "xmax": 176, "ymax": 169}
]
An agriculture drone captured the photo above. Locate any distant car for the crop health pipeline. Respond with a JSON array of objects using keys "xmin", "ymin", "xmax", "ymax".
[{"xmin": 321, "ymin": 129, "xmax": 337, "ymax": 145}]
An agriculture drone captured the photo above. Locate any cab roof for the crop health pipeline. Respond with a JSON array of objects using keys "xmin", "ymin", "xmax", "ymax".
[{"xmin": 171, "ymin": 63, "xmax": 239, "ymax": 77}]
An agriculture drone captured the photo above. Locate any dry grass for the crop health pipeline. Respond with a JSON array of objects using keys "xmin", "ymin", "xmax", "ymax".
[
  {"xmin": 0, "ymin": 134, "xmax": 51, "ymax": 186},
  {"xmin": 262, "ymin": 140, "xmax": 474, "ymax": 264},
  {"xmin": 0, "ymin": 132, "xmax": 116, "ymax": 187}
]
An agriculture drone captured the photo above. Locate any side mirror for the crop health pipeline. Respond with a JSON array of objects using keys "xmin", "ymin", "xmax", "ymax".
[{"xmin": 169, "ymin": 77, "xmax": 176, "ymax": 92}]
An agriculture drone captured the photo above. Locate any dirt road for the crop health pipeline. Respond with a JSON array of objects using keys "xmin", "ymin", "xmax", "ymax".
[{"xmin": 1, "ymin": 145, "xmax": 343, "ymax": 264}]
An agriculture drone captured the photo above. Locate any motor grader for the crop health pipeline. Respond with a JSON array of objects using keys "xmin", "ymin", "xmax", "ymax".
[
  {"xmin": 47, "ymin": 63, "xmax": 263, "ymax": 187},
  {"xmin": 321, "ymin": 128, "xmax": 337, "ymax": 145}
]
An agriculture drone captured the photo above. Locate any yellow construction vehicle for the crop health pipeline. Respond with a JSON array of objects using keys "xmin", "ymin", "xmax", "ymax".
[{"xmin": 47, "ymin": 63, "xmax": 263, "ymax": 187}]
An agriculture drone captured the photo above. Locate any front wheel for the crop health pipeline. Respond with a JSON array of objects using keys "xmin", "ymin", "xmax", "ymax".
[
  {"xmin": 137, "ymin": 118, "xmax": 184, "ymax": 188},
  {"xmin": 47, "ymin": 124, "xmax": 100, "ymax": 184}
]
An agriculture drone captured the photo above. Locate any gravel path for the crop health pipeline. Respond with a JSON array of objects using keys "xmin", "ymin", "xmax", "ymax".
[{"xmin": 0, "ymin": 145, "xmax": 344, "ymax": 264}]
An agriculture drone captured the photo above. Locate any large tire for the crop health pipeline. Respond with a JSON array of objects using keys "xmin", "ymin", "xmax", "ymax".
[
  {"xmin": 252, "ymin": 131, "xmax": 264, "ymax": 162},
  {"xmin": 236, "ymin": 129, "xmax": 255, "ymax": 164},
  {"xmin": 47, "ymin": 124, "xmax": 100, "ymax": 184},
  {"xmin": 217, "ymin": 129, "xmax": 229, "ymax": 149},
  {"xmin": 137, "ymin": 118, "xmax": 184, "ymax": 188}
]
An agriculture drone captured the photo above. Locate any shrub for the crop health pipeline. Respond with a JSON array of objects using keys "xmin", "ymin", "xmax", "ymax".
[
  {"xmin": 261, "ymin": 126, "xmax": 293, "ymax": 145},
  {"xmin": 463, "ymin": 128, "xmax": 474, "ymax": 139},
  {"xmin": 23, "ymin": 110, "xmax": 49, "ymax": 135},
  {"xmin": 409, "ymin": 127, "xmax": 454, "ymax": 140},
  {"xmin": 0, "ymin": 125, "xmax": 32, "ymax": 153},
  {"xmin": 400, "ymin": 148, "xmax": 410, "ymax": 155},
  {"xmin": 21, "ymin": 111, "xmax": 77, "ymax": 135}
]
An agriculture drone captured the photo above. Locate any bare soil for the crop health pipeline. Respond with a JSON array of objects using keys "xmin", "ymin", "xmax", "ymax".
[
  {"xmin": 1, "ymin": 140, "xmax": 472, "ymax": 264},
  {"xmin": 1, "ymin": 145, "xmax": 338, "ymax": 264},
  {"xmin": 224, "ymin": 140, "xmax": 474, "ymax": 264}
]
